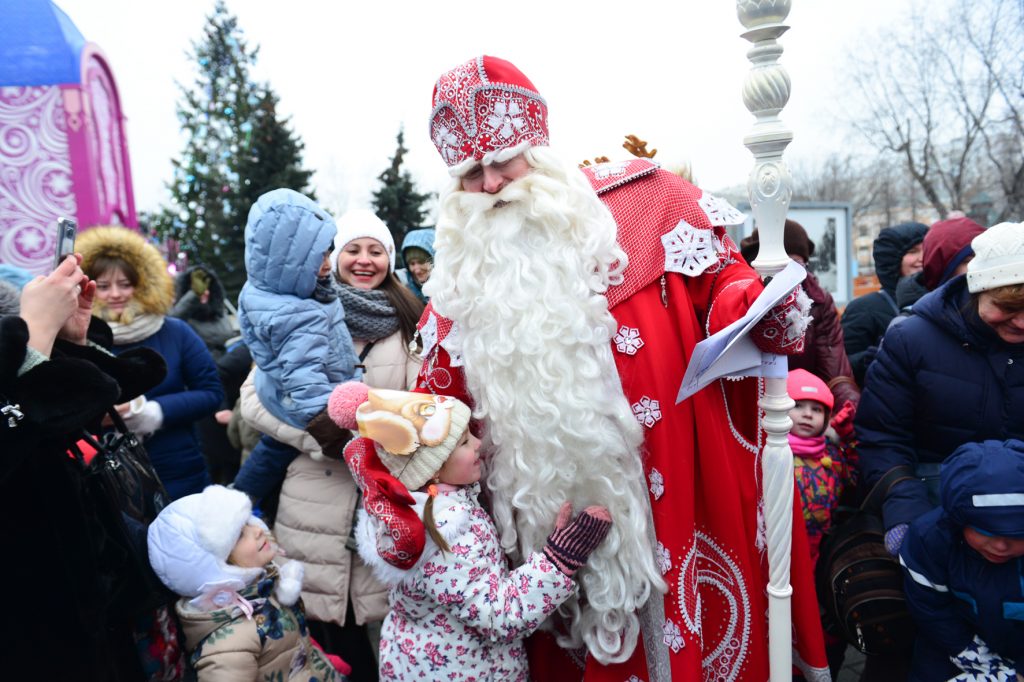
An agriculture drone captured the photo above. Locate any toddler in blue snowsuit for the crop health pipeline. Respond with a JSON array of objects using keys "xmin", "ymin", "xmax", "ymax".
[
  {"xmin": 233, "ymin": 189, "xmax": 360, "ymax": 502},
  {"xmin": 899, "ymin": 439, "xmax": 1024, "ymax": 681}
]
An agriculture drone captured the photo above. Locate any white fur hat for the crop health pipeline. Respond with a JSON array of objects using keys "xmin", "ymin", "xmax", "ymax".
[
  {"xmin": 331, "ymin": 208, "xmax": 396, "ymax": 274},
  {"xmin": 147, "ymin": 485, "xmax": 266, "ymax": 600},
  {"xmin": 967, "ymin": 222, "xmax": 1024, "ymax": 293}
]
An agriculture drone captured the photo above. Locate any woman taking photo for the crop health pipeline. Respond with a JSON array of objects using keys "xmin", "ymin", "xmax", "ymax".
[{"xmin": 78, "ymin": 227, "xmax": 223, "ymax": 500}]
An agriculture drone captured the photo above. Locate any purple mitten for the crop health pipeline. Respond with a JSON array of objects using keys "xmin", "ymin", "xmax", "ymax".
[{"xmin": 542, "ymin": 503, "xmax": 613, "ymax": 576}]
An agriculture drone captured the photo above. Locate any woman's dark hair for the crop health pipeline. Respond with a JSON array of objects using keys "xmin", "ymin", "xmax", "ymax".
[
  {"xmin": 378, "ymin": 272, "xmax": 425, "ymax": 350},
  {"xmin": 87, "ymin": 255, "xmax": 139, "ymax": 286}
]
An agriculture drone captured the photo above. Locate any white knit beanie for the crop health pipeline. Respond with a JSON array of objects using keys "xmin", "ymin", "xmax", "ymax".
[
  {"xmin": 331, "ymin": 208, "xmax": 396, "ymax": 274},
  {"xmin": 354, "ymin": 389, "xmax": 472, "ymax": 491},
  {"xmin": 967, "ymin": 222, "xmax": 1024, "ymax": 293}
]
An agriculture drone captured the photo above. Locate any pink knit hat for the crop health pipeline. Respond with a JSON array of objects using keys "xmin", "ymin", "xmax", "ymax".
[{"xmin": 787, "ymin": 369, "xmax": 834, "ymax": 411}]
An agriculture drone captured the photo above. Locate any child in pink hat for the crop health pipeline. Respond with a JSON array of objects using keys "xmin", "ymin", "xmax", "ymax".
[{"xmin": 787, "ymin": 368, "xmax": 858, "ymax": 567}]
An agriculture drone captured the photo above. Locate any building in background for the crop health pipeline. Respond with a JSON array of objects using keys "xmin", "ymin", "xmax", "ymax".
[{"xmin": 0, "ymin": 0, "xmax": 136, "ymax": 275}]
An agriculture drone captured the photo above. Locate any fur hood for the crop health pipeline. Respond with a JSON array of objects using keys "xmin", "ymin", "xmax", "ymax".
[
  {"xmin": 77, "ymin": 227, "xmax": 174, "ymax": 322},
  {"xmin": 355, "ymin": 484, "xmax": 479, "ymax": 586}
]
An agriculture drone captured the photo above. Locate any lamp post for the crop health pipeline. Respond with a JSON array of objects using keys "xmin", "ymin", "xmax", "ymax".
[{"xmin": 737, "ymin": 2, "xmax": 796, "ymax": 681}]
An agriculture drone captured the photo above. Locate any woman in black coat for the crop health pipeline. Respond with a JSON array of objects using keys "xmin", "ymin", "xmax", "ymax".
[{"xmin": 1, "ymin": 257, "xmax": 165, "ymax": 680}]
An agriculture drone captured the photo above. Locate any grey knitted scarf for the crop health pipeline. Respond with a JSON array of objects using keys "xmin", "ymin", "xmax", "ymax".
[{"xmin": 336, "ymin": 282, "xmax": 400, "ymax": 341}]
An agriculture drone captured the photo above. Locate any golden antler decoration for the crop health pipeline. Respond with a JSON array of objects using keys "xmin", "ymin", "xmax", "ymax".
[{"xmin": 623, "ymin": 134, "xmax": 657, "ymax": 158}]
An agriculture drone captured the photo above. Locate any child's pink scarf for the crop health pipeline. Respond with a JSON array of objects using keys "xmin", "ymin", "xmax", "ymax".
[{"xmin": 788, "ymin": 433, "xmax": 826, "ymax": 460}]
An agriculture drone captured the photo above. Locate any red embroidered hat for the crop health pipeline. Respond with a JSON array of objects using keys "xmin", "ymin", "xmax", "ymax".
[{"xmin": 429, "ymin": 55, "xmax": 549, "ymax": 174}]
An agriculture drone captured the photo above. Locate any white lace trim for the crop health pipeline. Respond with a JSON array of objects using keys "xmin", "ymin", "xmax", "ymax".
[{"xmin": 439, "ymin": 321, "xmax": 463, "ymax": 367}]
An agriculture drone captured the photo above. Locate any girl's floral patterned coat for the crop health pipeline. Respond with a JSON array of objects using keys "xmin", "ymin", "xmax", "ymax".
[{"xmin": 356, "ymin": 484, "xmax": 577, "ymax": 681}]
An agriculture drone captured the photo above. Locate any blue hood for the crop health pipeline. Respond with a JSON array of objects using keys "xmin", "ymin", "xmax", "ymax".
[
  {"xmin": 401, "ymin": 227, "xmax": 435, "ymax": 261},
  {"xmin": 941, "ymin": 439, "xmax": 1024, "ymax": 538},
  {"xmin": 243, "ymin": 189, "xmax": 336, "ymax": 299}
]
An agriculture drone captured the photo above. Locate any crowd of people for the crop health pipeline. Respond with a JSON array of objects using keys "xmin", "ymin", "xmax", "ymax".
[{"xmin": 3, "ymin": 54, "xmax": 1023, "ymax": 682}]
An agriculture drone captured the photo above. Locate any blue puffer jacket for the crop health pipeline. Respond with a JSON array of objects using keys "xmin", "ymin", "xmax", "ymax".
[
  {"xmin": 238, "ymin": 189, "xmax": 359, "ymax": 429},
  {"xmin": 900, "ymin": 440, "xmax": 1024, "ymax": 681},
  {"xmin": 856, "ymin": 275, "xmax": 1024, "ymax": 530}
]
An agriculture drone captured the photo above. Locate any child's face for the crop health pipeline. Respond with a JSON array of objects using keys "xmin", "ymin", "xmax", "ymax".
[
  {"xmin": 318, "ymin": 251, "xmax": 333, "ymax": 279},
  {"xmin": 789, "ymin": 400, "xmax": 826, "ymax": 438},
  {"xmin": 962, "ymin": 526, "xmax": 1024, "ymax": 564},
  {"xmin": 436, "ymin": 430, "xmax": 482, "ymax": 486},
  {"xmin": 228, "ymin": 523, "xmax": 277, "ymax": 568}
]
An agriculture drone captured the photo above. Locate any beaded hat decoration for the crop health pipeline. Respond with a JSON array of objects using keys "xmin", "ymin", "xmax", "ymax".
[{"xmin": 429, "ymin": 55, "xmax": 549, "ymax": 175}]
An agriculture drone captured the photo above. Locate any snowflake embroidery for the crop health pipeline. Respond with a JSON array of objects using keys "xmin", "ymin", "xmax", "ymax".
[
  {"xmin": 632, "ymin": 396, "xmax": 662, "ymax": 428},
  {"xmin": 613, "ymin": 326, "xmax": 644, "ymax": 355},
  {"xmin": 433, "ymin": 126, "xmax": 461, "ymax": 166},
  {"xmin": 698, "ymin": 192, "xmax": 746, "ymax": 226},
  {"xmin": 440, "ymin": 321, "xmax": 464, "ymax": 367},
  {"xmin": 419, "ymin": 312, "xmax": 439, "ymax": 357},
  {"xmin": 627, "ymin": 676, "xmax": 643, "ymax": 682},
  {"xmin": 662, "ymin": 219, "xmax": 720, "ymax": 277},
  {"xmin": 649, "ymin": 468, "xmax": 665, "ymax": 500},
  {"xmin": 662, "ymin": 618, "xmax": 685, "ymax": 653},
  {"xmin": 656, "ymin": 541, "xmax": 672, "ymax": 574},
  {"xmin": 485, "ymin": 99, "xmax": 526, "ymax": 140}
]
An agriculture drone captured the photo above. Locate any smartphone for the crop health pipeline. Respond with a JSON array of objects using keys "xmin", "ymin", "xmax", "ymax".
[{"xmin": 53, "ymin": 217, "xmax": 77, "ymax": 270}]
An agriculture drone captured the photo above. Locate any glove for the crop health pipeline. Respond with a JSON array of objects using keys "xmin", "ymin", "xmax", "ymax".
[
  {"xmin": 190, "ymin": 269, "xmax": 210, "ymax": 297},
  {"xmin": 122, "ymin": 399, "xmax": 163, "ymax": 438},
  {"xmin": 307, "ymin": 407, "xmax": 353, "ymax": 459},
  {"xmin": 829, "ymin": 400, "xmax": 856, "ymax": 441},
  {"xmin": 542, "ymin": 502, "xmax": 613, "ymax": 576},
  {"xmin": 884, "ymin": 523, "xmax": 909, "ymax": 556}
]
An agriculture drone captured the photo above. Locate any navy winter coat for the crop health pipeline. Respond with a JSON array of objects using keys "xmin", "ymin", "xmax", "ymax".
[
  {"xmin": 856, "ymin": 275, "xmax": 1024, "ymax": 530},
  {"xmin": 842, "ymin": 221, "xmax": 928, "ymax": 384},
  {"xmin": 900, "ymin": 440, "xmax": 1024, "ymax": 681},
  {"xmin": 114, "ymin": 317, "xmax": 223, "ymax": 500}
]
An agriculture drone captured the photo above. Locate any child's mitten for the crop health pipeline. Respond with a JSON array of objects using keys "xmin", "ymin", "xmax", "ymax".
[{"xmin": 542, "ymin": 502, "xmax": 612, "ymax": 576}]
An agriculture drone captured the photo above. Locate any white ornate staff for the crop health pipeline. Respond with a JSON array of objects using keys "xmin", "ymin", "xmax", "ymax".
[{"xmin": 737, "ymin": 2, "xmax": 796, "ymax": 681}]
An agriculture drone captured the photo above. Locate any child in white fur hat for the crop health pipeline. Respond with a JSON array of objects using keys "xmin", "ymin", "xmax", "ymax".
[
  {"xmin": 147, "ymin": 485, "xmax": 348, "ymax": 681},
  {"xmin": 328, "ymin": 382, "xmax": 613, "ymax": 682}
]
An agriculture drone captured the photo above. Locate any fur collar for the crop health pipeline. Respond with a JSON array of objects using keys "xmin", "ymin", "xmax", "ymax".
[
  {"xmin": 76, "ymin": 227, "xmax": 174, "ymax": 321},
  {"xmin": 355, "ymin": 484, "xmax": 480, "ymax": 586}
]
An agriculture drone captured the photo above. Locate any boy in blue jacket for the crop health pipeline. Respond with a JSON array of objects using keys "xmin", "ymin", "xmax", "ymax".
[
  {"xmin": 899, "ymin": 439, "xmax": 1024, "ymax": 681},
  {"xmin": 234, "ymin": 189, "xmax": 360, "ymax": 503}
]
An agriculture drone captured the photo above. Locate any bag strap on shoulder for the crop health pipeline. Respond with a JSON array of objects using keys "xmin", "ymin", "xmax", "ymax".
[{"xmin": 861, "ymin": 465, "xmax": 916, "ymax": 515}]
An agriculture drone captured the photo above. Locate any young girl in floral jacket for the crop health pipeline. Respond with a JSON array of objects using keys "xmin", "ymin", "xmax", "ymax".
[
  {"xmin": 147, "ymin": 485, "xmax": 348, "ymax": 681},
  {"xmin": 328, "ymin": 383, "xmax": 612, "ymax": 681}
]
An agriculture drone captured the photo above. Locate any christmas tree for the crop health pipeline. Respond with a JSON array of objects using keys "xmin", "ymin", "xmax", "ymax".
[
  {"xmin": 371, "ymin": 128, "xmax": 432, "ymax": 252},
  {"xmin": 152, "ymin": 0, "xmax": 313, "ymax": 299}
]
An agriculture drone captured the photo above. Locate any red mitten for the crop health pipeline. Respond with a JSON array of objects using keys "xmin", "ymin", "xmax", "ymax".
[
  {"xmin": 343, "ymin": 437, "xmax": 425, "ymax": 569},
  {"xmin": 750, "ymin": 285, "xmax": 812, "ymax": 355},
  {"xmin": 829, "ymin": 399, "xmax": 856, "ymax": 440}
]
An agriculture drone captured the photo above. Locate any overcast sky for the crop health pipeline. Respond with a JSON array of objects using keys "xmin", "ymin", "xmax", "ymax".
[{"xmin": 55, "ymin": 0, "xmax": 923, "ymax": 220}]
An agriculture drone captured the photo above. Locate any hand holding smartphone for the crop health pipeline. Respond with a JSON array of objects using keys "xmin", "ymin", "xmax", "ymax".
[{"xmin": 53, "ymin": 217, "xmax": 77, "ymax": 271}]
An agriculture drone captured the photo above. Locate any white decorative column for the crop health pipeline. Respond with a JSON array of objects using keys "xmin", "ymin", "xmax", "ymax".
[{"xmin": 737, "ymin": 2, "xmax": 796, "ymax": 681}]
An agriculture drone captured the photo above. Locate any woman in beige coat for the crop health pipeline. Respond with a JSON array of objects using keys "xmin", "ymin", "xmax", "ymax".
[{"xmin": 243, "ymin": 210, "xmax": 423, "ymax": 681}]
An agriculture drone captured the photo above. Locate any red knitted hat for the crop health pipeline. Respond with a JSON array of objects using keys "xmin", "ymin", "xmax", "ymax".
[{"xmin": 429, "ymin": 55, "xmax": 549, "ymax": 175}]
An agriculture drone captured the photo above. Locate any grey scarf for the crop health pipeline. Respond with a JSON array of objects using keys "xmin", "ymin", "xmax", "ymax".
[{"xmin": 336, "ymin": 282, "xmax": 400, "ymax": 341}]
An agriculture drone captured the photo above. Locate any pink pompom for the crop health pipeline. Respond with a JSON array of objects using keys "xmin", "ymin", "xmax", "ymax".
[{"xmin": 328, "ymin": 381, "xmax": 370, "ymax": 429}]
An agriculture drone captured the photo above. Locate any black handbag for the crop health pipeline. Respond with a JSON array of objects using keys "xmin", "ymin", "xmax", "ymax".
[
  {"xmin": 70, "ymin": 409, "xmax": 173, "ymax": 618},
  {"xmin": 815, "ymin": 465, "xmax": 918, "ymax": 655}
]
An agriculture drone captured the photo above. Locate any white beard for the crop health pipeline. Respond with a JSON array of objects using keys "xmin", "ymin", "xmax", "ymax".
[{"xmin": 426, "ymin": 149, "xmax": 666, "ymax": 664}]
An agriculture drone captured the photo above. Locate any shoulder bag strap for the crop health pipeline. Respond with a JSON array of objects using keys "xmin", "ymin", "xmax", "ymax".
[{"xmin": 861, "ymin": 464, "xmax": 916, "ymax": 515}]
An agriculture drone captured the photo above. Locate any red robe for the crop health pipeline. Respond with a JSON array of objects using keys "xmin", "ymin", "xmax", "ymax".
[{"xmin": 415, "ymin": 161, "xmax": 828, "ymax": 681}]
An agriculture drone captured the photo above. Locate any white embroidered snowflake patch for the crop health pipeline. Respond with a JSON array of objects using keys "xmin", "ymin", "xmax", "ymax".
[
  {"xmin": 613, "ymin": 325, "xmax": 644, "ymax": 355},
  {"xmin": 419, "ymin": 312, "xmax": 439, "ymax": 358},
  {"xmin": 649, "ymin": 468, "xmax": 665, "ymax": 500},
  {"xmin": 662, "ymin": 618, "xmax": 685, "ymax": 653},
  {"xmin": 656, "ymin": 541, "xmax": 672, "ymax": 574},
  {"xmin": 632, "ymin": 396, "xmax": 662, "ymax": 428},
  {"xmin": 698, "ymin": 192, "xmax": 746, "ymax": 227},
  {"xmin": 440, "ymin": 321, "xmax": 464, "ymax": 367},
  {"xmin": 484, "ymin": 99, "xmax": 526, "ymax": 140},
  {"xmin": 662, "ymin": 219, "xmax": 719, "ymax": 277}
]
